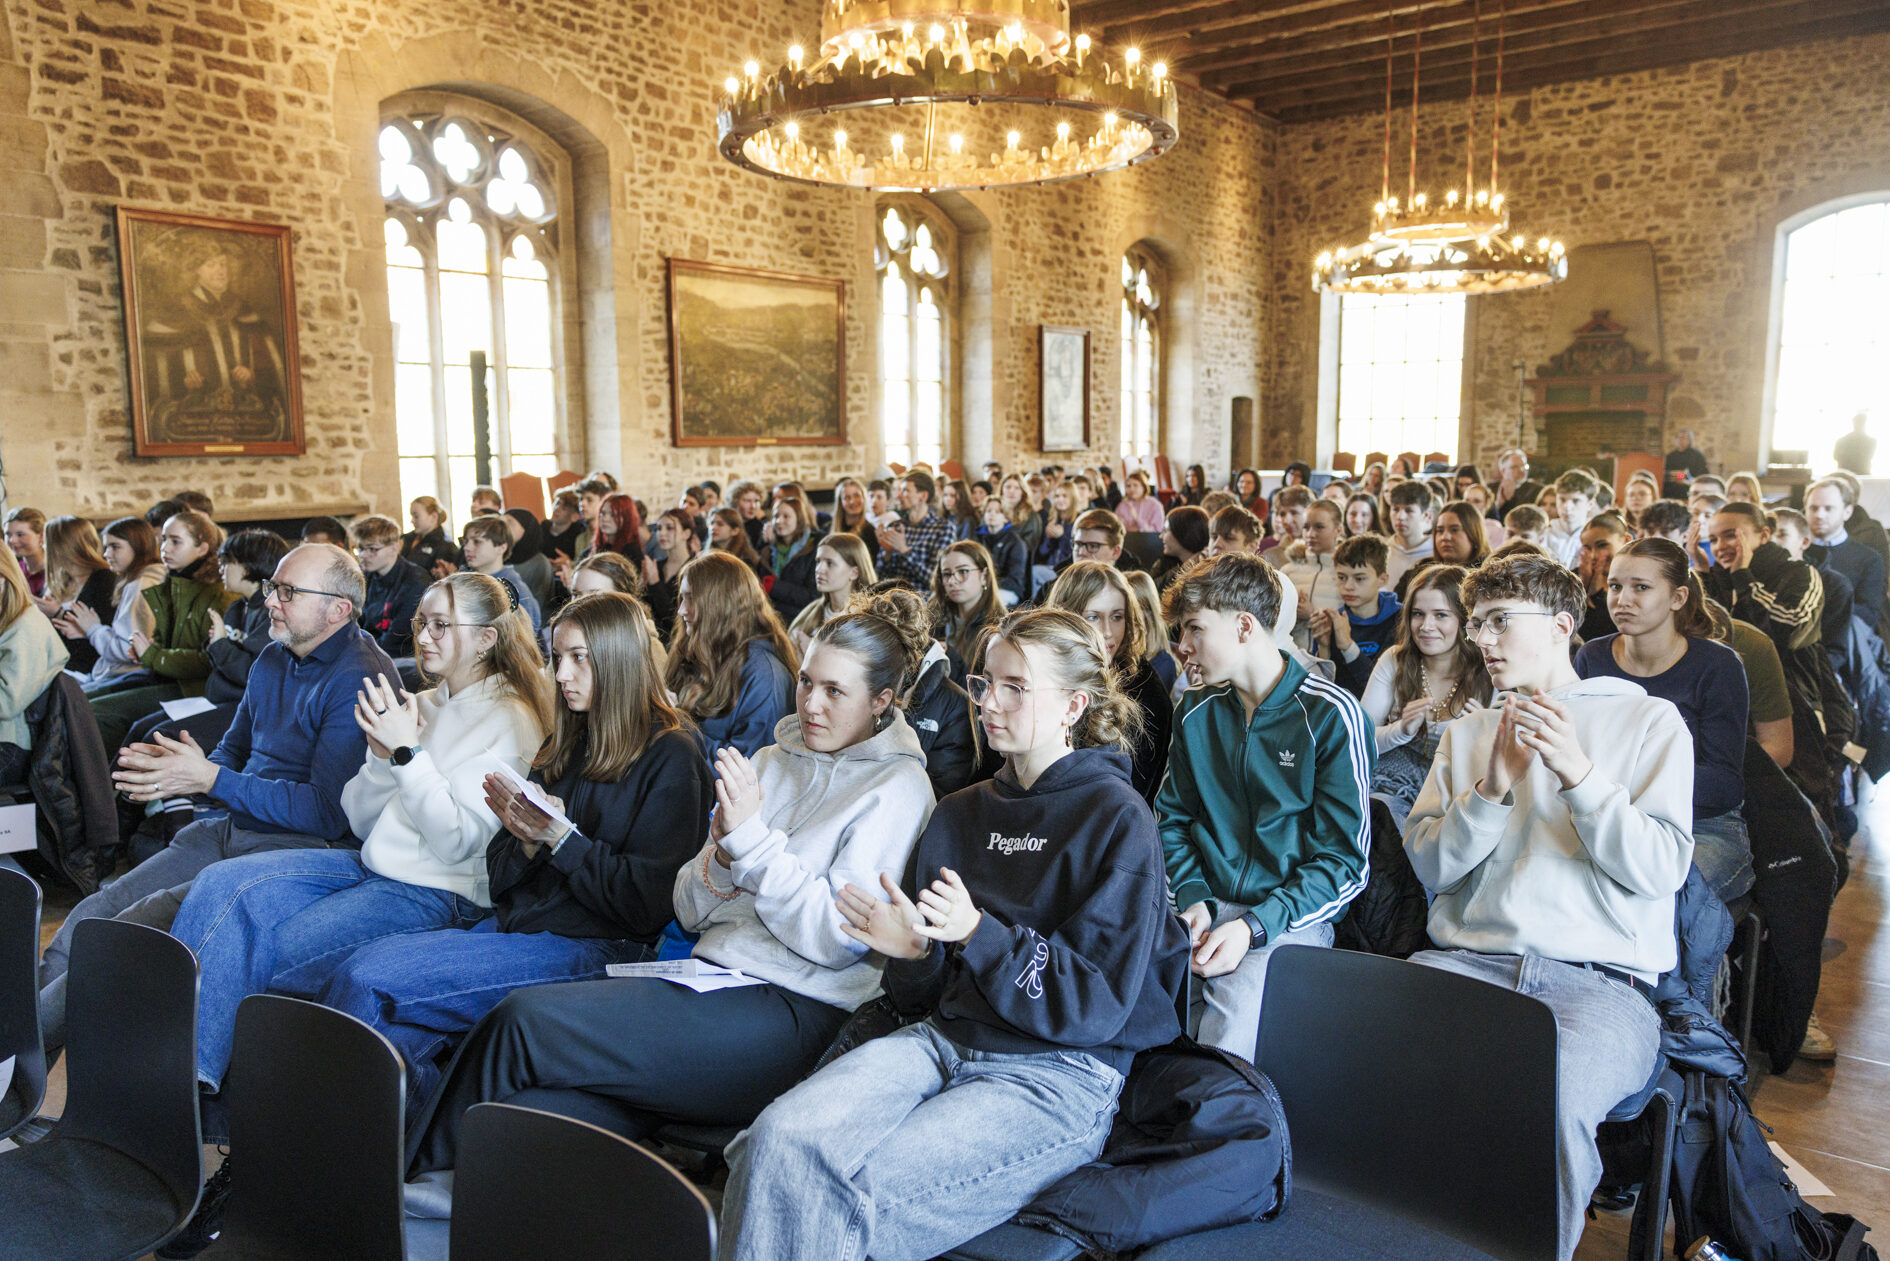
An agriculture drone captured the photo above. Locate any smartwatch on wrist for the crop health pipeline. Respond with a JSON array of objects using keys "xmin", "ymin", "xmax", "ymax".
[
  {"xmin": 1242, "ymin": 911, "xmax": 1268, "ymax": 948},
  {"xmin": 391, "ymin": 745, "xmax": 418, "ymax": 767}
]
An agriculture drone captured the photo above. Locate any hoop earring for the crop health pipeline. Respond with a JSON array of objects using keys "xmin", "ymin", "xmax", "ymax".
[{"xmin": 1063, "ymin": 722, "xmax": 1074, "ymax": 748}]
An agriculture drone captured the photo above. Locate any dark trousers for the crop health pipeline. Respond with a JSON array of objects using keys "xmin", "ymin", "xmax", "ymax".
[
  {"xmin": 406, "ymin": 976, "xmax": 850, "ymax": 1175},
  {"xmin": 0, "ymin": 742, "xmax": 26, "ymax": 785}
]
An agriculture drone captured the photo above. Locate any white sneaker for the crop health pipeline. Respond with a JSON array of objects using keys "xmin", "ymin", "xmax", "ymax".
[{"xmin": 1798, "ymin": 1012, "xmax": 1837, "ymax": 1062}]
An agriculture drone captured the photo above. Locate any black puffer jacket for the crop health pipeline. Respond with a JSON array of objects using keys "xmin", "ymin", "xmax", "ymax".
[
  {"xmin": 1333, "ymin": 798, "xmax": 1430, "ymax": 960},
  {"xmin": 905, "ymin": 650, "xmax": 975, "ymax": 800},
  {"xmin": 22, "ymin": 674, "xmax": 118, "ymax": 893}
]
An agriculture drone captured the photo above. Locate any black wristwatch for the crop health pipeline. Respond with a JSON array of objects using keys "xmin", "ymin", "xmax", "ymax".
[
  {"xmin": 1243, "ymin": 911, "xmax": 1268, "ymax": 948},
  {"xmin": 391, "ymin": 745, "xmax": 418, "ymax": 767}
]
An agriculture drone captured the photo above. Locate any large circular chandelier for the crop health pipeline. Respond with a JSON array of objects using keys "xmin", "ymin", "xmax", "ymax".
[
  {"xmin": 1313, "ymin": 0, "xmax": 1566, "ymax": 295},
  {"xmin": 716, "ymin": 0, "xmax": 1180, "ymax": 192}
]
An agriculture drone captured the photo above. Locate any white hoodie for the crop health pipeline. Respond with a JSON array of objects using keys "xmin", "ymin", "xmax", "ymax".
[
  {"xmin": 84, "ymin": 563, "xmax": 163, "ymax": 685},
  {"xmin": 344, "ymin": 674, "xmax": 546, "ymax": 905},
  {"xmin": 673, "ymin": 709, "xmax": 935, "ymax": 1011},
  {"xmin": 1403, "ymin": 674, "xmax": 1694, "ymax": 983}
]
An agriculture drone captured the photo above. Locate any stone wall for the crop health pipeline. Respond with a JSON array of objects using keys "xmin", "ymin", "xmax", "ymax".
[
  {"xmin": 1266, "ymin": 31, "xmax": 1890, "ymax": 474},
  {"xmin": 0, "ymin": 0, "xmax": 1271, "ymax": 521}
]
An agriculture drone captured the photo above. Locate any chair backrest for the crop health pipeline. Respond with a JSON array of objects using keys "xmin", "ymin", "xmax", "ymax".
[
  {"xmin": 498, "ymin": 470, "xmax": 546, "ymax": 520},
  {"xmin": 941, "ymin": 458, "xmax": 967, "ymax": 482},
  {"xmin": 1153, "ymin": 454, "xmax": 1177, "ymax": 495},
  {"xmin": 1331, "ymin": 451, "xmax": 1358, "ymax": 476},
  {"xmin": 452, "ymin": 1104, "xmax": 716, "ymax": 1261},
  {"xmin": 1120, "ymin": 531, "xmax": 1165, "ymax": 571},
  {"xmin": 1614, "ymin": 451, "xmax": 1663, "ymax": 506},
  {"xmin": 1396, "ymin": 450, "xmax": 1422, "ymax": 476},
  {"xmin": 1364, "ymin": 450, "xmax": 1389, "ymax": 470},
  {"xmin": 1424, "ymin": 451, "xmax": 1451, "ymax": 470},
  {"xmin": 0, "ymin": 866, "xmax": 45, "ymax": 1140},
  {"xmin": 1255, "ymin": 946, "xmax": 1560, "ymax": 1261},
  {"xmin": 57, "ymin": 918, "xmax": 201, "ymax": 1214},
  {"xmin": 209, "ymin": 996, "xmax": 406, "ymax": 1259},
  {"xmin": 545, "ymin": 469, "xmax": 583, "ymax": 499}
]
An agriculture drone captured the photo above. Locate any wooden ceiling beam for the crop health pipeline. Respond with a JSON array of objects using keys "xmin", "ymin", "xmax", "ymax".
[
  {"xmin": 1223, "ymin": 0, "xmax": 1864, "ymax": 102},
  {"xmin": 1071, "ymin": 0, "xmax": 1387, "ymax": 38},
  {"xmin": 1249, "ymin": 5, "xmax": 1890, "ymax": 119},
  {"xmin": 1185, "ymin": 0, "xmax": 1693, "ymax": 82}
]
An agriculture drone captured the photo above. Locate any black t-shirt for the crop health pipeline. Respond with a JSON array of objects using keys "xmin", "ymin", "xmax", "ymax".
[
  {"xmin": 1573, "ymin": 635, "xmax": 1749, "ymax": 818},
  {"xmin": 1663, "ymin": 448, "xmax": 1709, "ymax": 494}
]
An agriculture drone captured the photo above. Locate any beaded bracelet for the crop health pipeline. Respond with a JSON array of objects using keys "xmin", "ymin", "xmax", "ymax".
[{"xmin": 701, "ymin": 845, "xmax": 742, "ymax": 901}]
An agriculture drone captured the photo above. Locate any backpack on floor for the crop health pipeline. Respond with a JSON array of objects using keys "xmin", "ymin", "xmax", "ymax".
[{"xmin": 1669, "ymin": 1067, "xmax": 1878, "ymax": 1261}]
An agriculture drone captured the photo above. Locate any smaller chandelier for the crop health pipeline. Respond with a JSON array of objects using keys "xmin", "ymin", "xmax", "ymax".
[
  {"xmin": 717, "ymin": 0, "xmax": 1179, "ymax": 193},
  {"xmin": 1313, "ymin": 0, "xmax": 1565, "ymax": 295}
]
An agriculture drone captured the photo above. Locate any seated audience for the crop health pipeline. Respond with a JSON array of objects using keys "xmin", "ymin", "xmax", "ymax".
[
  {"xmin": 1637, "ymin": 498, "xmax": 1690, "ymax": 546},
  {"xmin": 594, "ymin": 491, "xmax": 648, "ymax": 570},
  {"xmin": 1280, "ymin": 499, "xmax": 1342, "ymax": 655},
  {"xmin": 168, "ymin": 572, "xmax": 554, "ymax": 1122},
  {"xmin": 1702, "ymin": 503, "xmax": 1825, "ymax": 678},
  {"xmin": 1157, "ymin": 552, "xmax": 1371, "ymax": 1060},
  {"xmin": 1115, "ymin": 468, "xmax": 1166, "ymax": 533},
  {"xmin": 1825, "ymin": 469, "xmax": 1890, "ymax": 579},
  {"xmin": 1124, "ymin": 569, "xmax": 1183, "ymax": 695},
  {"xmin": 1490, "ymin": 448, "xmax": 1543, "ymax": 520},
  {"xmin": 761, "ymin": 486, "xmax": 822, "ymax": 624},
  {"xmin": 1576, "ymin": 538, "xmax": 1752, "ymax": 901},
  {"xmin": 642, "ymin": 507, "xmax": 703, "ymax": 639},
  {"xmin": 1344, "ymin": 491, "xmax": 1384, "ymax": 537},
  {"xmin": 1504, "ymin": 502, "xmax": 1549, "ymax": 547},
  {"xmin": 1620, "ymin": 471, "xmax": 1659, "ymax": 529},
  {"xmin": 828, "ymin": 477, "xmax": 879, "ymax": 558},
  {"xmin": 997, "ymin": 475, "xmax": 1044, "ymax": 559},
  {"xmin": 1181, "ymin": 462, "xmax": 1208, "ymax": 505},
  {"xmin": 1233, "ymin": 468, "xmax": 1266, "ymax": 520},
  {"xmin": 938, "ymin": 478, "xmax": 980, "ymax": 543},
  {"xmin": 144, "ymin": 497, "xmax": 184, "ymax": 530},
  {"xmin": 406, "ymin": 604, "xmax": 936, "ymax": 1176},
  {"xmin": 1543, "ymin": 468, "xmax": 1601, "ymax": 568},
  {"xmin": 1803, "ymin": 476, "xmax": 1885, "ymax": 630},
  {"xmin": 1261, "ymin": 485, "xmax": 1312, "ymax": 557},
  {"xmin": 1774, "ymin": 507, "xmax": 1861, "ymax": 647},
  {"xmin": 1725, "ymin": 470, "xmax": 1764, "ymax": 505},
  {"xmin": 4, "ymin": 508, "xmax": 46, "ymax": 598},
  {"xmin": 0, "ymin": 540, "xmax": 68, "ymax": 784},
  {"xmin": 1031, "ymin": 480, "xmax": 1079, "ymax": 593},
  {"xmin": 36, "ymin": 515, "xmax": 116, "ymax": 676},
  {"xmin": 1430, "ymin": 499, "xmax": 1491, "ymax": 570},
  {"xmin": 37, "ymin": 544, "xmax": 394, "ymax": 1055},
  {"xmin": 720, "ymin": 607, "xmax": 1186, "ymax": 1261},
  {"xmin": 543, "ymin": 488, "xmax": 586, "ymax": 563},
  {"xmin": 502, "ymin": 509, "xmax": 555, "ymax": 607},
  {"xmin": 352, "ymin": 514, "xmax": 429, "ymax": 660},
  {"xmin": 857, "ymin": 583, "xmax": 974, "ymax": 800},
  {"xmin": 789, "ymin": 533, "xmax": 877, "ymax": 653},
  {"xmin": 1154, "ymin": 503, "xmax": 1209, "ymax": 588},
  {"xmin": 459, "ymin": 514, "xmax": 543, "ymax": 632},
  {"xmin": 709, "ymin": 507, "xmax": 767, "ymax": 578},
  {"xmin": 1046, "ymin": 561, "xmax": 1173, "ymax": 802},
  {"xmin": 1405, "ymin": 553, "xmax": 1693, "ymax": 1261},
  {"xmin": 54, "ymin": 516, "xmax": 164, "ymax": 694},
  {"xmin": 930, "ymin": 540, "xmax": 1004, "ymax": 685},
  {"xmin": 1072, "ymin": 508, "xmax": 1142, "ymax": 573},
  {"xmin": 1576, "ymin": 511, "xmax": 1634, "ymax": 641},
  {"xmin": 667, "ymin": 552, "xmax": 798, "ymax": 759},
  {"xmin": 1360, "ymin": 564, "xmax": 1491, "ymax": 828},
  {"xmin": 977, "ymin": 497, "xmax": 1029, "ymax": 605},
  {"xmin": 469, "ymin": 485, "xmax": 504, "ymax": 516},
  {"xmin": 402, "ymin": 496, "xmax": 459, "ymax": 573},
  {"xmin": 299, "ymin": 516, "xmax": 348, "ymax": 547},
  {"xmin": 90, "ymin": 509, "xmax": 239, "ymax": 752},
  {"xmin": 1384, "ymin": 481, "xmax": 1436, "ymax": 589},
  {"xmin": 876, "ymin": 471, "xmax": 955, "ymax": 588},
  {"xmin": 1312, "ymin": 534, "xmax": 1401, "ymax": 698}
]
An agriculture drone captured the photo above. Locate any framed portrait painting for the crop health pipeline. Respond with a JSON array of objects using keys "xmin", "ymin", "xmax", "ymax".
[
  {"xmin": 115, "ymin": 207, "xmax": 305, "ymax": 457},
  {"xmin": 1040, "ymin": 325, "xmax": 1090, "ymax": 452},
  {"xmin": 668, "ymin": 259, "xmax": 846, "ymax": 447}
]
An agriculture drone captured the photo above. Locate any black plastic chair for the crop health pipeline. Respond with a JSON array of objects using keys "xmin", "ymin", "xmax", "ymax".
[
  {"xmin": 0, "ymin": 865, "xmax": 47, "ymax": 1142},
  {"xmin": 452, "ymin": 1102, "xmax": 716, "ymax": 1261},
  {"xmin": 1597, "ymin": 1063, "xmax": 1677, "ymax": 1261},
  {"xmin": 1139, "ymin": 946, "xmax": 1560, "ymax": 1261},
  {"xmin": 0, "ymin": 918, "xmax": 201, "ymax": 1260},
  {"xmin": 198, "ymin": 994, "xmax": 406, "ymax": 1259}
]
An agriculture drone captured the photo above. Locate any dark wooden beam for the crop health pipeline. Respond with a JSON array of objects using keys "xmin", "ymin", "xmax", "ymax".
[
  {"xmin": 1209, "ymin": 0, "xmax": 1814, "ymax": 97},
  {"xmin": 1251, "ymin": 5, "xmax": 1890, "ymax": 120},
  {"xmin": 1082, "ymin": 0, "xmax": 1450, "ymax": 43},
  {"xmin": 1068, "ymin": 0, "xmax": 1263, "ymax": 33},
  {"xmin": 1185, "ymin": 0, "xmax": 1694, "ymax": 82}
]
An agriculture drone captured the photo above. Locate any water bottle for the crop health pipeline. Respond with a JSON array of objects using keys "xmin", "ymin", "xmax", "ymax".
[{"xmin": 1684, "ymin": 1238, "xmax": 1739, "ymax": 1261}]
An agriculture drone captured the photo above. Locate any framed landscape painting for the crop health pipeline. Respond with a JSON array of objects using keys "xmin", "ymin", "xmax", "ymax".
[
  {"xmin": 1040, "ymin": 325, "xmax": 1090, "ymax": 452},
  {"xmin": 667, "ymin": 259, "xmax": 846, "ymax": 447},
  {"xmin": 115, "ymin": 207, "xmax": 305, "ymax": 457}
]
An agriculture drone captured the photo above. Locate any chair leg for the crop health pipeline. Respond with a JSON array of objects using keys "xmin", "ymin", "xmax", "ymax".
[
  {"xmin": 1734, "ymin": 912, "xmax": 1762, "ymax": 1053},
  {"xmin": 1625, "ymin": 1088, "xmax": 1674, "ymax": 1261}
]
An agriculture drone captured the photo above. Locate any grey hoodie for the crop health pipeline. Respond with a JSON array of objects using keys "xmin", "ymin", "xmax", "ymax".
[
  {"xmin": 672, "ymin": 709, "xmax": 936, "ymax": 1011},
  {"xmin": 1404, "ymin": 674, "xmax": 1694, "ymax": 983}
]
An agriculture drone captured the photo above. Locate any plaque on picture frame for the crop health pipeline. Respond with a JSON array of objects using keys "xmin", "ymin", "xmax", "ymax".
[
  {"xmin": 667, "ymin": 258, "xmax": 846, "ymax": 447},
  {"xmin": 1039, "ymin": 325, "xmax": 1090, "ymax": 452},
  {"xmin": 115, "ymin": 207, "xmax": 306, "ymax": 457}
]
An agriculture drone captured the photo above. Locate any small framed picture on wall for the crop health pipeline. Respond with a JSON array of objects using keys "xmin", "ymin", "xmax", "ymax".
[
  {"xmin": 1039, "ymin": 325, "xmax": 1090, "ymax": 452},
  {"xmin": 115, "ymin": 207, "xmax": 306, "ymax": 457}
]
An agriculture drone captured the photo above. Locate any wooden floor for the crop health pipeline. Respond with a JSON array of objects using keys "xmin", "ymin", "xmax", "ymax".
[{"xmin": 22, "ymin": 785, "xmax": 1890, "ymax": 1259}]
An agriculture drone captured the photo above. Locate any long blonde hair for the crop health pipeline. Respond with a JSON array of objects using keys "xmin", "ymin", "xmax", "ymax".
[
  {"xmin": 42, "ymin": 516, "xmax": 109, "ymax": 605},
  {"xmin": 419, "ymin": 572, "xmax": 557, "ymax": 738},
  {"xmin": 788, "ymin": 533, "xmax": 877, "ymax": 640},
  {"xmin": 1045, "ymin": 560, "xmax": 1146, "ymax": 674},
  {"xmin": 0, "ymin": 541, "xmax": 33, "ymax": 635},
  {"xmin": 538, "ymin": 591, "xmax": 691, "ymax": 782},
  {"xmin": 665, "ymin": 552, "xmax": 799, "ymax": 720},
  {"xmin": 978, "ymin": 607, "xmax": 1142, "ymax": 756}
]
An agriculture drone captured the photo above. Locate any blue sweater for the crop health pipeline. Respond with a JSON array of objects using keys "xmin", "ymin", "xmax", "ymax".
[
  {"xmin": 695, "ymin": 639, "xmax": 796, "ymax": 760},
  {"xmin": 208, "ymin": 625, "xmax": 397, "ymax": 840}
]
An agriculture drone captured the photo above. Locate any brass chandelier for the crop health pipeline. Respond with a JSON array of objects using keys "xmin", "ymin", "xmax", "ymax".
[
  {"xmin": 1313, "ymin": 0, "xmax": 1566, "ymax": 295},
  {"xmin": 716, "ymin": 0, "xmax": 1180, "ymax": 192}
]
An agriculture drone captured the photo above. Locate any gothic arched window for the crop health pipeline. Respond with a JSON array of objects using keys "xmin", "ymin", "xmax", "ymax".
[
  {"xmin": 1121, "ymin": 247, "xmax": 1163, "ymax": 463},
  {"xmin": 877, "ymin": 200, "xmax": 954, "ymax": 470}
]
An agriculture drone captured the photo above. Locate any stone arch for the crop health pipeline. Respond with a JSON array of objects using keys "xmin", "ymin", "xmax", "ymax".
[{"xmin": 1110, "ymin": 222, "xmax": 1203, "ymax": 472}]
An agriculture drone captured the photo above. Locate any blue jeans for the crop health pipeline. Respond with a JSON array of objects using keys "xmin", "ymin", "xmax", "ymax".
[
  {"xmin": 170, "ymin": 847, "xmax": 488, "ymax": 1091},
  {"xmin": 719, "ymin": 1021, "xmax": 1124, "ymax": 1261},
  {"xmin": 1693, "ymin": 810, "xmax": 1755, "ymax": 903},
  {"xmin": 1411, "ymin": 950, "xmax": 1659, "ymax": 1261},
  {"xmin": 1191, "ymin": 905, "xmax": 1335, "ymax": 1062},
  {"xmin": 318, "ymin": 921, "xmax": 649, "ymax": 1113}
]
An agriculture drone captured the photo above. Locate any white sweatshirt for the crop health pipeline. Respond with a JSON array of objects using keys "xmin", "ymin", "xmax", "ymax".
[
  {"xmin": 1404, "ymin": 674, "xmax": 1694, "ymax": 982},
  {"xmin": 84, "ymin": 564, "xmax": 162, "ymax": 684},
  {"xmin": 673, "ymin": 710, "xmax": 935, "ymax": 1011},
  {"xmin": 345, "ymin": 673, "xmax": 547, "ymax": 906}
]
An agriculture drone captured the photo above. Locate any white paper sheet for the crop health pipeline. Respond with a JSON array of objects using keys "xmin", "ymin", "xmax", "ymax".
[
  {"xmin": 490, "ymin": 762, "xmax": 576, "ymax": 833},
  {"xmin": 0, "ymin": 804, "xmax": 35, "ymax": 855},
  {"xmin": 604, "ymin": 959, "xmax": 768, "ymax": 993},
  {"xmin": 1769, "ymin": 1142, "xmax": 1835, "ymax": 1197},
  {"xmin": 158, "ymin": 696, "xmax": 219, "ymax": 721}
]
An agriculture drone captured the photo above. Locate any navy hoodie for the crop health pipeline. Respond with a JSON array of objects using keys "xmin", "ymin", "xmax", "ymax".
[
  {"xmin": 1334, "ymin": 589, "xmax": 1401, "ymax": 698},
  {"xmin": 885, "ymin": 747, "xmax": 1188, "ymax": 1075}
]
